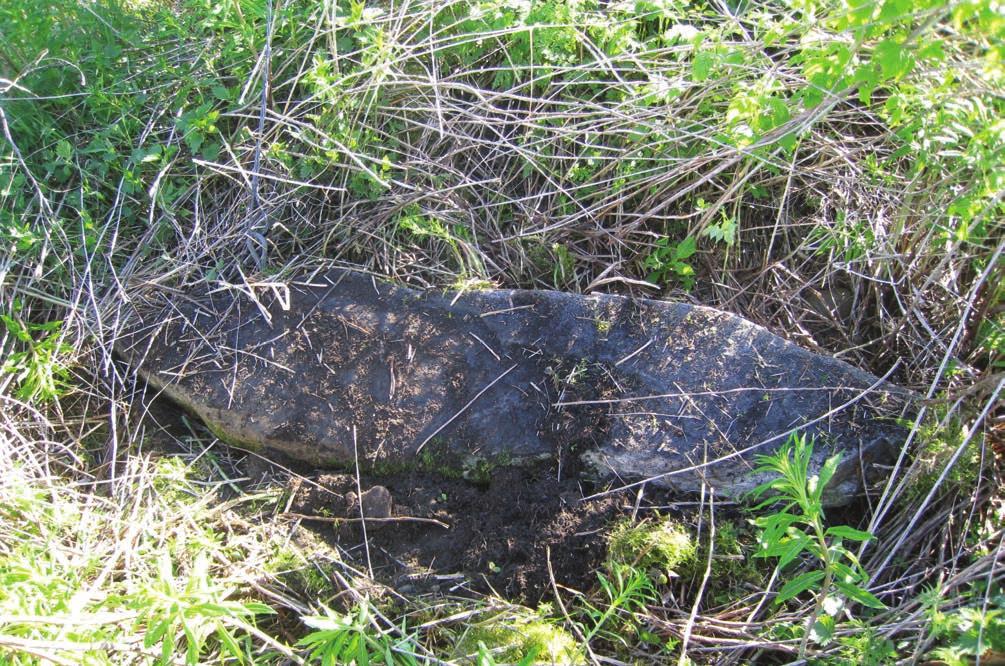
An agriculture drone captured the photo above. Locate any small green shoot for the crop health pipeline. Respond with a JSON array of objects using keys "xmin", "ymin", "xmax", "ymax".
[
  {"xmin": 298, "ymin": 601, "xmax": 420, "ymax": 665},
  {"xmin": 643, "ymin": 236, "xmax": 697, "ymax": 290},
  {"xmin": 578, "ymin": 564, "xmax": 656, "ymax": 645},
  {"xmin": 0, "ymin": 314, "xmax": 72, "ymax": 403}
]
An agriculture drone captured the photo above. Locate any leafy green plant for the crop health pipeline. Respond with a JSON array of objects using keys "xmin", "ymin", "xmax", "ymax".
[
  {"xmin": 298, "ymin": 601, "xmax": 420, "ymax": 665},
  {"xmin": 577, "ymin": 564, "xmax": 656, "ymax": 645},
  {"xmin": 0, "ymin": 314, "xmax": 72, "ymax": 403},
  {"xmin": 749, "ymin": 433, "xmax": 885, "ymax": 657},
  {"xmin": 643, "ymin": 236, "xmax": 697, "ymax": 290},
  {"xmin": 0, "ymin": 455, "xmax": 282, "ymax": 666},
  {"xmin": 702, "ymin": 212, "xmax": 737, "ymax": 247},
  {"xmin": 924, "ymin": 587, "xmax": 1005, "ymax": 666},
  {"xmin": 134, "ymin": 552, "xmax": 272, "ymax": 665},
  {"xmin": 834, "ymin": 621, "xmax": 898, "ymax": 665}
]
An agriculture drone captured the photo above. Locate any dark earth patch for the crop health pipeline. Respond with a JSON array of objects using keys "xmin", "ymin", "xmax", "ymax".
[
  {"xmin": 136, "ymin": 394, "xmax": 874, "ymax": 602},
  {"xmin": 286, "ymin": 467, "xmax": 623, "ymax": 601}
]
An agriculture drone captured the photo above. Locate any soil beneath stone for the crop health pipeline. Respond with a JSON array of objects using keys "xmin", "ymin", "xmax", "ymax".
[{"xmin": 286, "ymin": 466, "xmax": 623, "ymax": 601}]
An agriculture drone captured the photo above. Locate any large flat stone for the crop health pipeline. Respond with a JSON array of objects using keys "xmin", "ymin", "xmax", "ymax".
[{"xmin": 119, "ymin": 270, "xmax": 913, "ymax": 503}]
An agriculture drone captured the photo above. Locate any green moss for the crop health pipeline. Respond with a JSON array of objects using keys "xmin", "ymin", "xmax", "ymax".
[
  {"xmin": 462, "ymin": 451, "xmax": 515, "ymax": 485},
  {"xmin": 702, "ymin": 520, "xmax": 766, "ymax": 604},
  {"xmin": 414, "ymin": 437, "xmax": 467, "ymax": 479},
  {"xmin": 907, "ymin": 407, "xmax": 979, "ymax": 500},
  {"xmin": 607, "ymin": 517, "xmax": 697, "ymax": 576},
  {"xmin": 453, "ymin": 610, "xmax": 584, "ymax": 664}
]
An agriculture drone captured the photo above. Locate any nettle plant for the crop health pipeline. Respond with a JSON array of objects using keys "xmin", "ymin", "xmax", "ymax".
[{"xmin": 749, "ymin": 433, "xmax": 885, "ymax": 658}]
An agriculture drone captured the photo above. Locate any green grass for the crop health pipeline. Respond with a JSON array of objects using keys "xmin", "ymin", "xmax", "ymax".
[
  {"xmin": 0, "ymin": 457, "xmax": 281, "ymax": 664},
  {"xmin": 1, "ymin": 0, "xmax": 1002, "ymax": 663}
]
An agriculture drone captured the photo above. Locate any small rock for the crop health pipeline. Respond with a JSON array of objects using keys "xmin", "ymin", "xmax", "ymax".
[{"xmin": 346, "ymin": 485, "xmax": 393, "ymax": 523}]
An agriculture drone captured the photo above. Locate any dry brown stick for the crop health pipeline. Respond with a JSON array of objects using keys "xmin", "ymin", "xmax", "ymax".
[
  {"xmin": 679, "ymin": 491, "xmax": 715, "ymax": 665},
  {"xmin": 281, "ymin": 512, "xmax": 449, "ymax": 529}
]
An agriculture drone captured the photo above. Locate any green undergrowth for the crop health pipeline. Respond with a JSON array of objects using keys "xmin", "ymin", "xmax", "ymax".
[
  {"xmin": 450, "ymin": 607, "xmax": 583, "ymax": 665},
  {"xmin": 0, "ymin": 457, "xmax": 281, "ymax": 664},
  {"xmin": 1, "ymin": 0, "xmax": 1002, "ymax": 663}
]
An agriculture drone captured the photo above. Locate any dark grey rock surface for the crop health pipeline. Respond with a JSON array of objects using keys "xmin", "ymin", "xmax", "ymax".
[{"xmin": 119, "ymin": 269, "xmax": 914, "ymax": 503}]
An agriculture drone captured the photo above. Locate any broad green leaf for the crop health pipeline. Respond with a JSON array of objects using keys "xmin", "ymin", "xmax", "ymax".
[
  {"xmin": 811, "ymin": 615, "xmax": 835, "ymax": 644},
  {"xmin": 777, "ymin": 534, "xmax": 812, "ymax": 569},
  {"xmin": 56, "ymin": 139, "xmax": 73, "ymax": 162},
  {"xmin": 692, "ymin": 52, "xmax": 713, "ymax": 82},
  {"xmin": 776, "ymin": 570, "xmax": 825, "ymax": 603},
  {"xmin": 674, "ymin": 236, "xmax": 697, "ymax": 260},
  {"xmin": 826, "ymin": 525, "xmax": 874, "ymax": 542},
  {"xmin": 874, "ymin": 38, "xmax": 914, "ymax": 80},
  {"xmin": 835, "ymin": 580, "xmax": 886, "ymax": 609}
]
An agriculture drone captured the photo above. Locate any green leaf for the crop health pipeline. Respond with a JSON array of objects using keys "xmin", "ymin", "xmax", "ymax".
[
  {"xmin": 835, "ymin": 580, "xmax": 886, "ymax": 609},
  {"xmin": 813, "ymin": 453, "xmax": 841, "ymax": 502},
  {"xmin": 776, "ymin": 569, "xmax": 825, "ymax": 603},
  {"xmin": 146, "ymin": 618, "xmax": 169, "ymax": 648},
  {"xmin": 810, "ymin": 614, "xmax": 835, "ymax": 644},
  {"xmin": 56, "ymin": 139, "xmax": 73, "ymax": 162},
  {"xmin": 692, "ymin": 51, "xmax": 713, "ymax": 82},
  {"xmin": 776, "ymin": 534, "xmax": 813, "ymax": 569},
  {"xmin": 874, "ymin": 38, "xmax": 913, "ymax": 80},
  {"xmin": 674, "ymin": 236, "xmax": 697, "ymax": 260},
  {"xmin": 918, "ymin": 39, "xmax": 945, "ymax": 64},
  {"xmin": 216, "ymin": 626, "xmax": 244, "ymax": 663},
  {"xmin": 825, "ymin": 525, "xmax": 874, "ymax": 542},
  {"xmin": 517, "ymin": 644, "xmax": 542, "ymax": 666}
]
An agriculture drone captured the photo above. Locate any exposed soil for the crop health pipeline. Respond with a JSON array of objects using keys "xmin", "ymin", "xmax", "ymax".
[{"xmin": 285, "ymin": 466, "xmax": 624, "ymax": 601}]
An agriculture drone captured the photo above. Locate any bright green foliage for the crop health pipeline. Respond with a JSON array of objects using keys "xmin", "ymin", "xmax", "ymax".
[
  {"xmin": 453, "ymin": 607, "xmax": 583, "ymax": 665},
  {"xmin": 3, "ymin": 0, "xmax": 1001, "ymax": 302},
  {"xmin": 643, "ymin": 236, "xmax": 697, "ymax": 290},
  {"xmin": 0, "ymin": 314, "xmax": 71, "ymax": 402},
  {"xmin": 298, "ymin": 601, "xmax": 421, "ymax": 665},
  {"xmin": 607, "ymin": 517, "xmax": 697, "ymax": 577},
  {"xmin": 134, "ymin": 552, "xmax": 273, "ymax": 665},
  {"xmin": 0, "ymin": 457, "xmax": 276, "ymax": 665},
  {"xmin": 577, "ymin": 564, "xmax": 657, "ymax": 645},
  {"xmin": 702, "ymin": 212, "xmax": 737, "ymax": 247},
  {"xmin": 833, "ymin": 621, "xmax": 899, "ymax": 665},
  {"xmin": 925, "ymin": 587, "xmax": 1005, "ymax": 666},
  {"xmin": 749, "ymin": 433, "xmax": 884, "ymax": 656}
]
